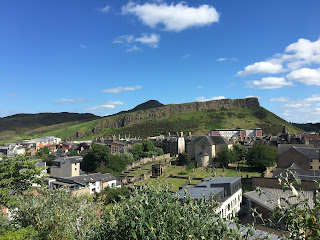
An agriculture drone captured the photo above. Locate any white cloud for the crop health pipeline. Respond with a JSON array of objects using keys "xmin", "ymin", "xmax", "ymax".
[
  {"xmin": 246, "ymin": 77, "xmax": 293, "ymax": 89},
  {"xmin": 283, "ymin": 38, "xmax": 320, "ymax": 69},
  {"xmin": 127, "ymin": 45, "xmax": 141, "ymax": 52},
  {"xmin": 196, "ymin": 85, "xmax": 203, "ymax": 88},
  {"xmin": 217, "ymin": 58, "xmax": 227, "ymax": 62},
  {"xmin": 55, "ymin": 98, "xmax": 88, "ymax": 103},
  {"xmin": 122, "ymin": 1, "xmax": 219, "ymax": 32},
  {"xmin": 237, "ymin": 38, "xmax": 320, "ymax": 78},
  {"xmin": 282, "ymin": 103, "xmax": 311, "ymax": 108},
  {"xmin": 101, "ymin": 5, "xmax": 111, "ymax": 13},
  {"xmin": 270, "ymin": 97, "xmax": 290, "ymax": 102},
  {"xmin": 104, "ymin": 101, "xmax": 124, "ymax": 105},
  {"xmin": 83, "ymin": 101, "xmax": 124, "ymax": 112},
  {"xmin": 134, "ymin": 33, "xmax": 160, "ymax": 48},
  {"xmin": 230, "ymin": 58, "xmax": 239, "ymax": 62},
  {"xmin": 246, "ymin": 95, "xmax": 261, "ymax": 99},
  {"xmin": 305, "ymin": 95, "xmax": 320, "ymax": 102},
  {"xmin": 286, "ymin": 68, "xmax": 320, "ymax": 86},
  {"xmin": 237, "ymin": 61, "xmax": 284, "ymax": 76},
  {"xmin": 195, "ymin": 96, "xmax": 226, "ymax": 102},
  {"xmin": 113, "ymin": 35, "xmax": 135, "ymax": 44},
  {"xmin": 316, "ymin": 103, "xmax": 320, "ymax": 107},
  {"xmin": 114, "ymin": 33, "xmax": 160, "ymax": 51},
  {"xmin": 102, "ymin": 85, "xmax": 142, "ymax": 94},
  {"xmin": 80, "ymin": 44, "xmax": 87, "ymax": 49},
  {"xmin": 8, "ymin": 93, "xmax": 16, "ymax": 97}
]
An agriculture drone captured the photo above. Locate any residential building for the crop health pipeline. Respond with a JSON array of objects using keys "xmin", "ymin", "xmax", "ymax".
[
  {"xmin": 209, "ymin": 128, "xmax": 262, "ymax": 140},
  {"xmin": 50, "ymin": 156, "xmax": 82, "ymax": 178},
  {"xmin": 47, "ymin": 172, "xmax": 121, "ymax": 195},
  {"xmin": 243, "ymin": 187, "xmax": 314, "ymax": 221},
  {"xmin": 186, "ymin": 135, "xmax": 232, "ymax": 167},
  {"xmin": 277, "ymin": 146, "xmax": 320, "ymax": 171},
  {"xmin": 177, "ymin": 177, "xmax": 242, "ymax": 219}
]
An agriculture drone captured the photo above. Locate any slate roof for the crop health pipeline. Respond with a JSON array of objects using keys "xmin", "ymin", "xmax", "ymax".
[
  {"xmin": 273, "ymin": 163, "xmax": 320, "ymax": 182},
  {"xmin": 176, "ymin": 187, "xmax": 224, "ymax": 200},
  {"xmin": 244, "ymin": 187, "xmax": 314, "ymax": 211},
  {"xmin": 277, "ymin": 144, "xmax": 308, "ymax": 155},
  {"xmin": 65, "ymin": 173, "xmax": 117, "ymax": 184},
  {"xmin": 188, "ymin": 135, "xmax": 231, "ymax": 146},
  {"xmin": 202, "ymin": 177, "xmax": 240, "ymax": 184},
  {"xmin": 293, "ymin": 147, "xmax": 320, "ymax": 159},
  {"xmin": 53, "ymin": 156, "xmax": 82, "ymax": 164}
]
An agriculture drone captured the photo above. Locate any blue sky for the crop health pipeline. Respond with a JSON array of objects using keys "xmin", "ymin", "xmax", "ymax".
[{"xmin": 0, "ymin": 0, "xmax": 320, "ymax": 123}]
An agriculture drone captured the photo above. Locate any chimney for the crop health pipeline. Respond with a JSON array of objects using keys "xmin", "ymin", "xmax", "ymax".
[
  {"xmin": 168, "ymin": 132, "xmax": 171, "ymax": 137},
  {"xmin": 180, "ymin": 132, "xmax": 183, "ymax": 137}
]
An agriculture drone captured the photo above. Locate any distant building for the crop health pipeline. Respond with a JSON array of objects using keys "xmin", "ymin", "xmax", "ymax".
[
  {"xmin": 46, "ymin": 172, "xmax": 121, "ymax": 195},
  {"xmin": 186, "ymin": 135, "xmax": 232, "ymax": 167},
  {"xmin": 209, "ymin": 128, "xmax": 262, "ymax": 140},
  {"xmin": 177, "ymin": 177, "xmax": 242, "ymax": 219},
  {"xmin": 277, "ymin": 146, "xmax": 320, "ymax": 171},
  {"xmin": 50, "ymin": 156, "xmax": 82, "ymax": 178}
]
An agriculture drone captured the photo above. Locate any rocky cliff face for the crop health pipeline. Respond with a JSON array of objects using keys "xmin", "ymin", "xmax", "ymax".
[{"xmin": 96, "ymin": 98, "xmax": 260, "ymax": 129}]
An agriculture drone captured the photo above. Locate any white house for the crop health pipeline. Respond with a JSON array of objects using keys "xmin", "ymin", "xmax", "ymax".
[{"xmin": 177, "ymin": 177, "xmax": 242, "ymax": 220}]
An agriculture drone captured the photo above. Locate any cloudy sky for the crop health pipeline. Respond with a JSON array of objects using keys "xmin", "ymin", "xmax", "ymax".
[{"xmin": 0, "ymin": 0, "xmax": 320, "ymax": 123}]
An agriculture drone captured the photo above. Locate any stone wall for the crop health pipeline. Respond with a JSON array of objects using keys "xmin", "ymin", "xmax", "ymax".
[{"xmin": 125, "ymin": 153, "xmax": 171, "ymax": 170}]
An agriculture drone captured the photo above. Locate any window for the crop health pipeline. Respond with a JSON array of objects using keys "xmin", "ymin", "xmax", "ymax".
[
  {"xmin": 310, "ymin": 166, "xmax": 313, "ymax": 169},
  {"xmin": 75, "ymin": 168, "xmax": 77, "ymax": 171}
]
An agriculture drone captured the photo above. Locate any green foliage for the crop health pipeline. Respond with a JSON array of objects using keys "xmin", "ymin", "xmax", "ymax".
[
  {"xmin": 113, "ymin": 152, "xmax": 135, "ymax": 165},
  {"xmin": 91, "ymin": 185, "xmax": 251, "ymax": 240},
  {"xmin": 233, "ymin": 144, "xmax": 248, "ymax": 161},
  {"xmin": 68, "ymin": 150, "xmax": 79, "ymax": 156},
  {"xmin": 269, "ymin": 172, "xmax": 320, "ymax": 239},
  {"xmin": 217, "ymin": 147, "xmax": 237, "ymax": 167},
  {"xmin": 254, "ymin": 110, "xmax": 267, "ymax": 119},
  {"xmin": 95, "ymin": 186, "xmax": 130, "ymax": 205},
  {"xmin": 0, "ymin": 155, "xmax": 44, "ymax": 207},
  {"xmin": 246, "ymin": 144, "xmax": 277, "ymax": 170},
  {"xmin": 13, "ymin": 188, "xmax": 102, "ymax": 240},
  {"xmin": 142, "ymin": 139, "xmax": 154, "ymax": 152},
  {"xmin": 82, "ymin": 144, "xmax": 127, "ymax": 177},
  {"xmin": 185, "ymin": 162, "xmax": 195, "ymax": 172},
  {"xmin": 82, "ymin": 144, "xmax": 111, "ymax": 172},
  {"xmin": 177, "ymin": 153, "xmax": 191, "ymax": 165},
  {"xmin": 131, "ymin": 141, "xmax": 163, "ymax": 160},
  {"xmin": 35, "ymin": 147, "xmax": 55, "ymax": 165},
  {"xmin": 130, "ymin": 143, "xmax": 144, "ymax": 160}
]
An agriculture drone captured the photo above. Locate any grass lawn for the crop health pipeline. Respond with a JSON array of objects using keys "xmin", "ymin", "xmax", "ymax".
[{"xmin": 223, "ymin": 168, "xmax": 262, "ymax": 178}]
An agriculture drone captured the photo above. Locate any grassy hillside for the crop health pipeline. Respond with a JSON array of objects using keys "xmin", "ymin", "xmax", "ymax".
[
  {"xmin": 0, "ymin": 113, "xmax": 99, "ymax": 144},
  {"xmin": 0, "ymin": 99, "xmax": 302, "ymax": 144}
]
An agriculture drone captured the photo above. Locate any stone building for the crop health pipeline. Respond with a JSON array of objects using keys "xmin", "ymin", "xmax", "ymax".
[{"xmin": 186, "ymin": 135, "xmax": 232, "ymax": 167}]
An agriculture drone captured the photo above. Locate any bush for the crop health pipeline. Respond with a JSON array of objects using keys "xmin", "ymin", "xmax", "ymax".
[{"xmin": 91, "ymin": 185, "xmax": 254, "ymax": 239}]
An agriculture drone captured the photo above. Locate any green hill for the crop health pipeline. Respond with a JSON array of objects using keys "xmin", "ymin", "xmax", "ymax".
[
  {"xmin": 0, "ymin": 98, "xmax": 301, "ymax": 143},
  {"xmin": 0, "ymin": 98, "xmax": 302, "ymax": 144},
  {"xmin": 0, "ymin": 112, "xmax": 99, "ymax": 143}
]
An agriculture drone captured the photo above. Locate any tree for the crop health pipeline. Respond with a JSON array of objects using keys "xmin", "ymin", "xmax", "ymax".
[
  {"xmin": 82, "ymin": 144, "xmax": 111, "ymax": 172},
  {"xmin": 91, "ymin": 185, "xmax": 255, "ymax": 239},
  {"xmin": 216, "ymin": 146, "xmax": 236, "ymax": 167},
  {"xmin": 130, "ymin": 143, "xmax": 144, "ymax": 160},
  {"xmin": 246, "ymin": 144, "xmax": 277, "ymax": 170},
  {"xmin": 153, "ymin": 147, "xmax": 164, "ymax": 156},
  {"xmin": 142, "ymin": 140, "xmax": 155, "ymax": 152},
  {"xmin": 35, "ymin": 146, "xmax": 55, "ymax": 165},
  {"xmin": 177, "ymin": 153, "xmax": 191, "ymax": 166},
  {"xmin": 0, "ymin": 155, "xmax": 44, "ymax": 207},
  {"xmin": 233, "ymin": 144, "xmax": 248, "ymax": 162},
  {"xmin": 13, "ymin": 188, "xmax": 102, "ymax": 240},
  {"xmin": 113, "ymin": 152, "xmax": 135, "ymax": 165}
]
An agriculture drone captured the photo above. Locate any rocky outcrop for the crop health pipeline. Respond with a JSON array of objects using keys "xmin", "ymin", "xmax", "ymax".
[{"xmin": 98, "ymin": 98, "xmax": 260, "ymax": 129}]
